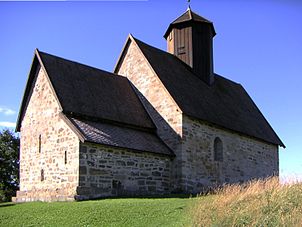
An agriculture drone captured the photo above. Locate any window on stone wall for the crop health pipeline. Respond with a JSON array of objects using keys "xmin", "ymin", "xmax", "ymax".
[
  {"xmin": 41, "ymin": 169, "xmax": 45, "ymax": 181},
  {"xmin": 64, "ymin": 151, "xmax": 67, "ymax": 165},
  {"xmin": 38, "ymin": 134, "xmax": 42, "ymax": 153},
  {"xmin": 214, "ymin": 137, "xmax": 223, "ymax": 162}
]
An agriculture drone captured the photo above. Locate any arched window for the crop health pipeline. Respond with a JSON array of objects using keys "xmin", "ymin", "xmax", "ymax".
[{"xmin": 214, "ymin": 137, "xmax": 223, "ymax": 162}]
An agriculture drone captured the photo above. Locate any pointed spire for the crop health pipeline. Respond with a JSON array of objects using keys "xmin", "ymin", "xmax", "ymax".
[
  {"xmin": 187, "ymin": 5, "xmax": 192, "ymax": 19},
  {"xmin": 187, "ymin": 0, "xmax": 191, "ymax": 9},
  {"xmin": 187, "ymin": 5, "xmax": 191, "ymax": 11}
]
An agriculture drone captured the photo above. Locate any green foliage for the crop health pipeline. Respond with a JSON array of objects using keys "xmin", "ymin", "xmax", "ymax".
[
  {"xmin": 0, "ymin": 197, "xmax": 194, "ymax": 226},
  {"xmin": 0, "ymin": 129, "xmax": 20, "ymax": 202}
]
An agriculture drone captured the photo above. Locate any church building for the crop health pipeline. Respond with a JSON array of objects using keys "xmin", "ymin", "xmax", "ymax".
[{"xmin": 14, "ymin": 8, "xmax": 284, "ymax": 202}]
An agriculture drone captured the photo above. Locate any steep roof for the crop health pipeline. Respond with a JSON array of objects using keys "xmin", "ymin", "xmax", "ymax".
[
  {"xmin": 126, "ymin": 37, "xmax": 284, "ymax": 147},
  {"xmin": 68, "ymin": 117, "xmax": 173, "ymax": 156},
  {"xmin": 16, "ymin": 50, "xmax": 155, "ymax": 131},
  {"xmin": 16, "ymin": 50, "xmax": 174, "ymax": 156},
  {"xmin": 164, "ymin": 8, "xmax": 216, "ymax": 38}
]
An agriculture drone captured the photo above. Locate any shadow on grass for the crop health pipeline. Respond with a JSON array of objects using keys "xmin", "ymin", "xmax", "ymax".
[
  {"xmin": 0, "ymin": 203, "xmax": 16, "ymax": 208},
  {"xmin": 80, "ymin": 193, "xmax": 198, "ymax": 202}
]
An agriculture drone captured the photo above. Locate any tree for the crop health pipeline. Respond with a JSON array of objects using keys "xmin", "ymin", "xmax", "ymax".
[{"xmin": 0, "ymin": 129, "xmax": 20, "ymax": 202}]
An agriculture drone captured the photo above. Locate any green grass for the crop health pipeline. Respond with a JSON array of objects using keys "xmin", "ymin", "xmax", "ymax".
[
  {"xmin": 3, "ymin": 178, "xmax": 302, "ymax": 227},
  {"xmin": 0, "ymin": 196, "xmax": 196, "ymax": 227}
]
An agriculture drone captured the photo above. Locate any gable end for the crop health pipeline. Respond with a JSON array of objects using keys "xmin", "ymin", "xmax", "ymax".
[{"xmin": 16, "ymin": 49, "xmax": 63, "ymax": 132}]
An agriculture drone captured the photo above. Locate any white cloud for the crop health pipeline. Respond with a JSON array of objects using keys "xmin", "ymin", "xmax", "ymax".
[
  {"xmin": 0, "ymin": 121, "xmax": 16, "ymax": 128},
  {"xmin": 0, "ymin": 107, "xmax": 16, "ymax": 116}
]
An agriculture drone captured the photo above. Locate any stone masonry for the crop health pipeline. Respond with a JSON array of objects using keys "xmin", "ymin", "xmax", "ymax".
[
  {"xmin": 116, "ymin": 38, "xmax": 279, "ymax": 193},
  {"xmin": 14, "ymin": 63, "xmax": 172, "ymax": 201},
  {"xmin": 77, "ymin": 143, "xmax": 171, "ymax": 199},
  {"xmin": 181, "ymin": 115, "xmax": 279, "ymax": 193},
  {"xmin": 15, "ymin": 67, "xmax": 80, "ymax": 202}
]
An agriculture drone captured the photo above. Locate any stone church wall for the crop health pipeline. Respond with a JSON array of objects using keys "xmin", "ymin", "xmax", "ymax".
[
  {"xmin": 15, "ymin": 67, "xmax": 80, "ymax": 202},
  {"xmin": 116, "ymin": 39, "xmax": 183, "ymax": 191},
  {"xmin": 77, "ymin": 143, "xmax": 171, "ymax": 199},
  {"xmin": 181, "ymin": 115, "xmax": 279, "ymax": 193}
]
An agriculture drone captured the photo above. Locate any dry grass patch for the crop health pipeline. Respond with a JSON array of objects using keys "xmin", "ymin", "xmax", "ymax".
[{"xmin": 192, "ymin": 177, "xmax": 302, "ymax": 226}]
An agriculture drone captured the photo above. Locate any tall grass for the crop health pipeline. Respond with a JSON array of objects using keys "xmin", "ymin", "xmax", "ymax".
[{"xmin": 192, "ymin": 177, "xmax": 302, "ymax": 226}]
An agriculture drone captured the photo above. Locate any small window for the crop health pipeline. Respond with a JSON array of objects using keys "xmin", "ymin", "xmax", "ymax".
[
  {"xmin": 64, "ymin": 151, "xmax": 67, "ymax": 165},
  {"xmin": 177, "ymin": 46, "xmax": 186, "ymax": 55},
  {"xmin": 38, "ymin": 134, "xmax": 42, "ymax": 153},
  {"xmin": 214, "ymin": 137, "xmax": 223, "ymax": 162},
  {"xmin": 41, "ymin": 169, "xmax": 45, "ymax": 181}
]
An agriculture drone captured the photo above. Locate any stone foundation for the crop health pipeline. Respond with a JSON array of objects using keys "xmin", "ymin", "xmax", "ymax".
[{"xmin": 13, "ymin": 187, "xmax": 76, "ymax": 202}]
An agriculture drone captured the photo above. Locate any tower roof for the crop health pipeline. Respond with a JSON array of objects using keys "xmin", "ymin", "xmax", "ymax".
[{"xmin": 164, "ymin": 8, "xmax": 216, "ymax": 38}]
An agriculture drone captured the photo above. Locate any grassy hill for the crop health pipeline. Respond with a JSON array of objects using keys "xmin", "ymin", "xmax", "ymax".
[{"xmin": 1, "ymin": 178, "xmax": 302, "ymax": 227}]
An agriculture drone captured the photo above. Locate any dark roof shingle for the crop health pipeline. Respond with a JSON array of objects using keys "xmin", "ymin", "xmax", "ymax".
[
  {"xmin": 133, "ymin": 37, "xmax": 284, "ymax": 147},
  {"xmin": 37, "ymin": 51, "xmax": 154, "ymax": 129},
  {"xmin": 16, "ymin": 50, "xmax": 174, "ymax": 156},
  {"xmin": 69, "ymin": 117, "xmax": 173, "ymax": 156}
]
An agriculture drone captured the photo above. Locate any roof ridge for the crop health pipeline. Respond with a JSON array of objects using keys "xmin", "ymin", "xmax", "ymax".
[
  {"xmin": 38, "ymin": 50, "xmax": 122, "ymax": 78},
  {"xmin": 132, "ymin": 36, "xmax": 169, "ymax": 55},
  {"xmin": 191, "ymin": 10, "xmax": 213, "ymax": 23},
  {"xmin": 170, "ymin": 9, "xmax": 189, "ymax": 24}
]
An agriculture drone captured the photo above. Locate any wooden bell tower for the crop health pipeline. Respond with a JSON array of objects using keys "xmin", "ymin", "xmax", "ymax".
[{"xmin": 164, "ymin": 8, "xmax": 216, "ymax": 85}]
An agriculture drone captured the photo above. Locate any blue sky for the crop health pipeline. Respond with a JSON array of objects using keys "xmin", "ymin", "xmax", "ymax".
[{"xmin": 0, "ymin": 0, "xmax": 301, "ymax": 179}]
